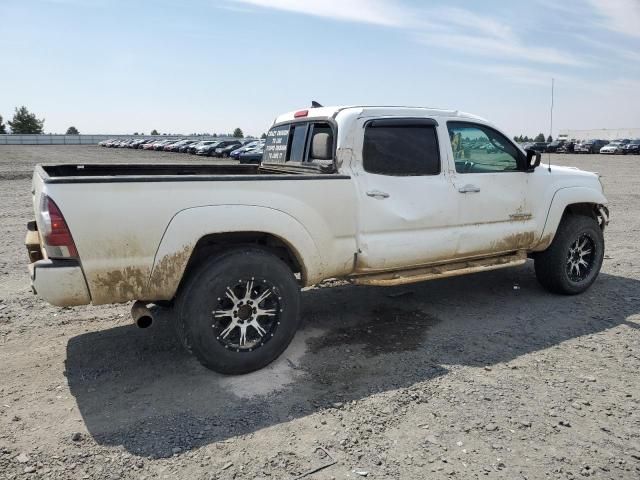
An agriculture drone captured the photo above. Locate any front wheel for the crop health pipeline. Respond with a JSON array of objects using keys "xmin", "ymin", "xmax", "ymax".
[
  {"xmin": 534, "ymin": 215, "xmax": 604, "ymax": 295},
  {"xmin": 176, "ymin": 248, "xmax": 301, "ymax": 374}
]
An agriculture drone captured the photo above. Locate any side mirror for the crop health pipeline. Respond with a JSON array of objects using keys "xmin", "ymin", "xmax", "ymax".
[{"xmin": 525, "ymin": 148, "xmax": 541, "ymax": 171}]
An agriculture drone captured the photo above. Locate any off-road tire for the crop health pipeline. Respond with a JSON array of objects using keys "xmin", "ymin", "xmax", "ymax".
[
  {"xmin": 175, "ymin": 248, "xmax": 300, "ymax": 374},
  {"xmin": 173, "ymin": 308, "xmax": 192, "ymax": 354},
  {"xmin": 534, "ymin": 214, "xmax": 604, "ymax": 295}
]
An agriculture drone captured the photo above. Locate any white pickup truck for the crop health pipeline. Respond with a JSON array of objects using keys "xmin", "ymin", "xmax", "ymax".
[{"xmin": 26, "ymin": 105, "xmax": 609, "ymax": 374}]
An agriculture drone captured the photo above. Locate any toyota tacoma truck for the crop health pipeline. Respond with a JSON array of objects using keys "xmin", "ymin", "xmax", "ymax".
[{"xmin": 26, "ymin": 105, "xmax": 609, "ymax": 374}]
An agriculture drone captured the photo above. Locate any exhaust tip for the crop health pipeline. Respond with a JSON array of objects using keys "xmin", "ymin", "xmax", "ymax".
[
  {"xmin": 131, "ymin": 301, "xmax": 153, "ymax": 329},
  {"xmin": 136, "ymin": 315, "xmax": 153, "ymax": 329}
]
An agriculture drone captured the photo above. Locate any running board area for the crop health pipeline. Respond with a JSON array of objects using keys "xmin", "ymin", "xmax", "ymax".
[{"xmin": 350, "ymin": 251, "xmax": 527, "ymax": 287}]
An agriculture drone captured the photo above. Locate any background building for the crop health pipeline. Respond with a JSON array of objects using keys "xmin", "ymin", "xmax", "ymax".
[{"xmin": 558, "ymin": 128, "xmax": 640, "ymax": 141}]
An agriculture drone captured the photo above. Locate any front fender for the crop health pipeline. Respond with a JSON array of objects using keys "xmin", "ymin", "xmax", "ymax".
[
  {"xmin": 146, "ymin": 205, "xmax": 324, "ymax": 300},
  {"xmin": 534, "ymin": 186, "xmax": 608, "ymax": 251}
]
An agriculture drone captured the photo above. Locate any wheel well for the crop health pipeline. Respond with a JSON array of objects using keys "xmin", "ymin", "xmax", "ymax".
[
  {"xmin": 564, "ymin": 203, "xmax": 597, "ymax": 220},
  {"xmin": 562, "ymin": 202, "xmax": 607, "ymax": 230},
  {"xmin": 182, "ymin": 231, "xmax": 304, "ymax": 286}
]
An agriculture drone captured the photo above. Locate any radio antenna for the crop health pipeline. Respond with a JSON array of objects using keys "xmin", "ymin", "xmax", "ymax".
[{"xmin": 548, "ymin": 78, "xmax": 554, "ymax": 172}]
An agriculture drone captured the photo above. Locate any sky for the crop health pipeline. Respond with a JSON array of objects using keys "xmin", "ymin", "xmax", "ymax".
[{"xmin": 0, "ymin": 0, "xmax": 639, "ymax": 137}]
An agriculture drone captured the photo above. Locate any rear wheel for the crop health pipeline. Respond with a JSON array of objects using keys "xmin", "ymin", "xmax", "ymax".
[
  {"xmin": 176, "ymin": 248, "xmax": 301, "ymax": 374},
  {"xmin": 534, "ymin": 214, "xmax": 604, "ymax": 295}
]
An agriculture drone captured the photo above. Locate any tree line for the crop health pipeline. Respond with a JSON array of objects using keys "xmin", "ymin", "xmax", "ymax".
[
  {"xmin": 0, "ymin": 106, "xmax": 46, "ymax": 134},
  {"xmin": 0, "ymin": 106, "xmax": 248, "ymax": 138},
  {"xmin": 513, "ymin": 133, "xmax": 553, "ymax": 143}
]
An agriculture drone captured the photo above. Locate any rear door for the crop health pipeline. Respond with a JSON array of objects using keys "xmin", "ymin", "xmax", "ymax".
[{"xmin": 351, "ymin": 118, "xmax": 461, "ymax": 272}]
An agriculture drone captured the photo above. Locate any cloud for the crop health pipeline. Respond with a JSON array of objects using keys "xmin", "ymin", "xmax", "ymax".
[
  {"xmin": 445, "ymin": 62, "xmax": 589, "ymax": 89},
  {"xmin": 231, "ymin": 0, "xmax": 413, "ymax": 27},
  {"xmin": 587, "ymin": 0, "xmax": 640, "ymax": 37},
  {"xmin": 429, "ymin": 6, "xmax": 513, "ymax": 41},
  {"xmin": 572, "ymin": 33, "xmax": 640, "ymax": 63},
  {"xmin": 233, "ymin": 0, "xmax": 587, "ymax": 67},
  {"xmin": 415, "ymin": 32, "xmax": 588, "ymax": 67}
]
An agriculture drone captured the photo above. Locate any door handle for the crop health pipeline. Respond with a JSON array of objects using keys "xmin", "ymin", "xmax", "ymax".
[
  {"xmin": 458, "ymin": 184, "xmax": 481, "ymax": 193},
  {"xmin": 366, "ymin": 190, "xmax": 390, "ymax": 199}
]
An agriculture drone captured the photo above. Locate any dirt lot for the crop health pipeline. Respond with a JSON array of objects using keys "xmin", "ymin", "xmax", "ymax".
[{"xmin": 0, "ymin": 146, "xmax": 638, "ymax": 480}]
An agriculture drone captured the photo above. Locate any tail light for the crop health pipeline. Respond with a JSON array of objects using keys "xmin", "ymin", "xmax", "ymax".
[
  {"xmin": 294, "ymin": 110, "xmax": 308, "ymax": 118},
  {"xmin": 40, "ymin": 195, "xmax": 78, "ymax": 258}
]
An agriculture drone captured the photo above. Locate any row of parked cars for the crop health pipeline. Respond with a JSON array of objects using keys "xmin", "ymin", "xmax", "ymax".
[
  {"xmin": 97, "ymin": 137, "xmax": 266, "ymax": 163},
  {"xmin": 522, "ymin": 139, "xmax": 640, "ymax": 155}
]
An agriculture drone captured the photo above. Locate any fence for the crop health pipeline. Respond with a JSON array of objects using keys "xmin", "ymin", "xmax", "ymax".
[{"xmin": 0, "ymin": 134, "xmax": 232, "ymax": 145}]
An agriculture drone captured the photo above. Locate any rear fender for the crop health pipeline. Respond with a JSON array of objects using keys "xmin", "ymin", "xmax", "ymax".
[{"xmin": 147, "ymin": 205, "xmax": 323, "ymax": 300}]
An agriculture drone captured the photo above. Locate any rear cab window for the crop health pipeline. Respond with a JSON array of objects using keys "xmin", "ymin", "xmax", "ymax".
[{"xmin": 263, "ymin": 120, "xmax": 336, "ymax": 171}]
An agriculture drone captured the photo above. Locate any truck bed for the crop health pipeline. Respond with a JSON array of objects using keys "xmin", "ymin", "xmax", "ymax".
[{"xmin": 31, "ymin": 161, "xmax": 356, "ymax": 304}]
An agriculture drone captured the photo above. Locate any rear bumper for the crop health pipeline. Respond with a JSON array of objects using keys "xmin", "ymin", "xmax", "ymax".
[
  {"xmin": 26, "ymin": 222, "xmax": 90, "ymax": 307},
  {"xmin": 29, "ymin": 259, "xmax": 91, "ymax": 306}
]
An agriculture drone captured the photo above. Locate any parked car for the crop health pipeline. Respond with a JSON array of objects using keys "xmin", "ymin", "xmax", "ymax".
[
  {"xmin": 177, "ymin": 140, "xmax": 198, "ymax": 153},
  {"xmin": 194, "ymin": 141, "xmax": 223, "ymax": 156},
  {"xmin": 196, "ymin": 141, "xmax": 242, "ymax": 156},
  {"xmin": 154, "ymin": 140, "xmax": 177, "ymax": 151},
  {"xmin": 188, "ymin": 141, "xmax": 218, "ymax": 154},
  {"xmin": 164, "ymin": 140, "xmax": 191, "ymax": 152},
  {"xmin": 557, "ymin": 141, "xmax": 575, "ymax": 153},
  {"xmin": 230, "ymin": 140, "xmax": 263, "ymax": 159},
  {"xmin": 575, "ymin": 139, "xmax": 608, "ymax": 154},
  {"xmin": 623, "ymin": 140, "xmax": 640, "ymax": 154},
  {"xmin": 212, "ymin": 141, "xmax": 243, "ymax": 158},
  {"xmin": 238, "ymin": 144, "xmax": 265, "ymax": 164},
  {"xmin": 142, "ymin": 140, "xmax": 161, "ymax": 150},
  {"xmin": 600, "ymin": 141, "xmax": 626, "ymax": 155},
  {"xmin": 139, "ymin": 139, "xmax": 158, "ymax": 149},
  {"xmin": 545, "ymin": 140, "xmax": 565, "ymax": 153},
  {"xmin": 25, "ymin": 105, "xmax": 609, "ymax": 374},
  {"xmin": 128, "ymin": 139, "xmax": 146, "ymax": 149},
  {"xmin": 528, "ymin": 142, "xmax": 548, "ymax": 153}
]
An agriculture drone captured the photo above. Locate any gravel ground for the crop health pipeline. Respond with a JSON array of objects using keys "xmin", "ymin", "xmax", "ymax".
[{"xmin": 0, "ymin": 146, "xmax": 638, "ymax": 480}]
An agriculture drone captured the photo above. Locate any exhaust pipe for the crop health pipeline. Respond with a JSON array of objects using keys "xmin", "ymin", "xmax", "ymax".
[{"xmin": 131, "ymin": 301, "xmax": 153, "ymax": 328}]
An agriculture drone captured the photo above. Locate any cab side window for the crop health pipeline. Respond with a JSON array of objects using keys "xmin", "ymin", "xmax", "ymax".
[
  {"xmin": 363, "ymin": 121, "xmax": 440, "ymax": 176},
  {"xmin": 448, "ymin": 122, "xmax": 522, "ymax": 173}
]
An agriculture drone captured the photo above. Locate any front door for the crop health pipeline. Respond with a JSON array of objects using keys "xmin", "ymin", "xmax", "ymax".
[{"xmin": 447, "ymin": 121, "xmax": 537, "ymax": 257}]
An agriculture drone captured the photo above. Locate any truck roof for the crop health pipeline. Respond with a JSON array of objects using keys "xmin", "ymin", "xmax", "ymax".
[{"xmin": 273, "ymin": 105, "xmax": 488, "ymax": 125}]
